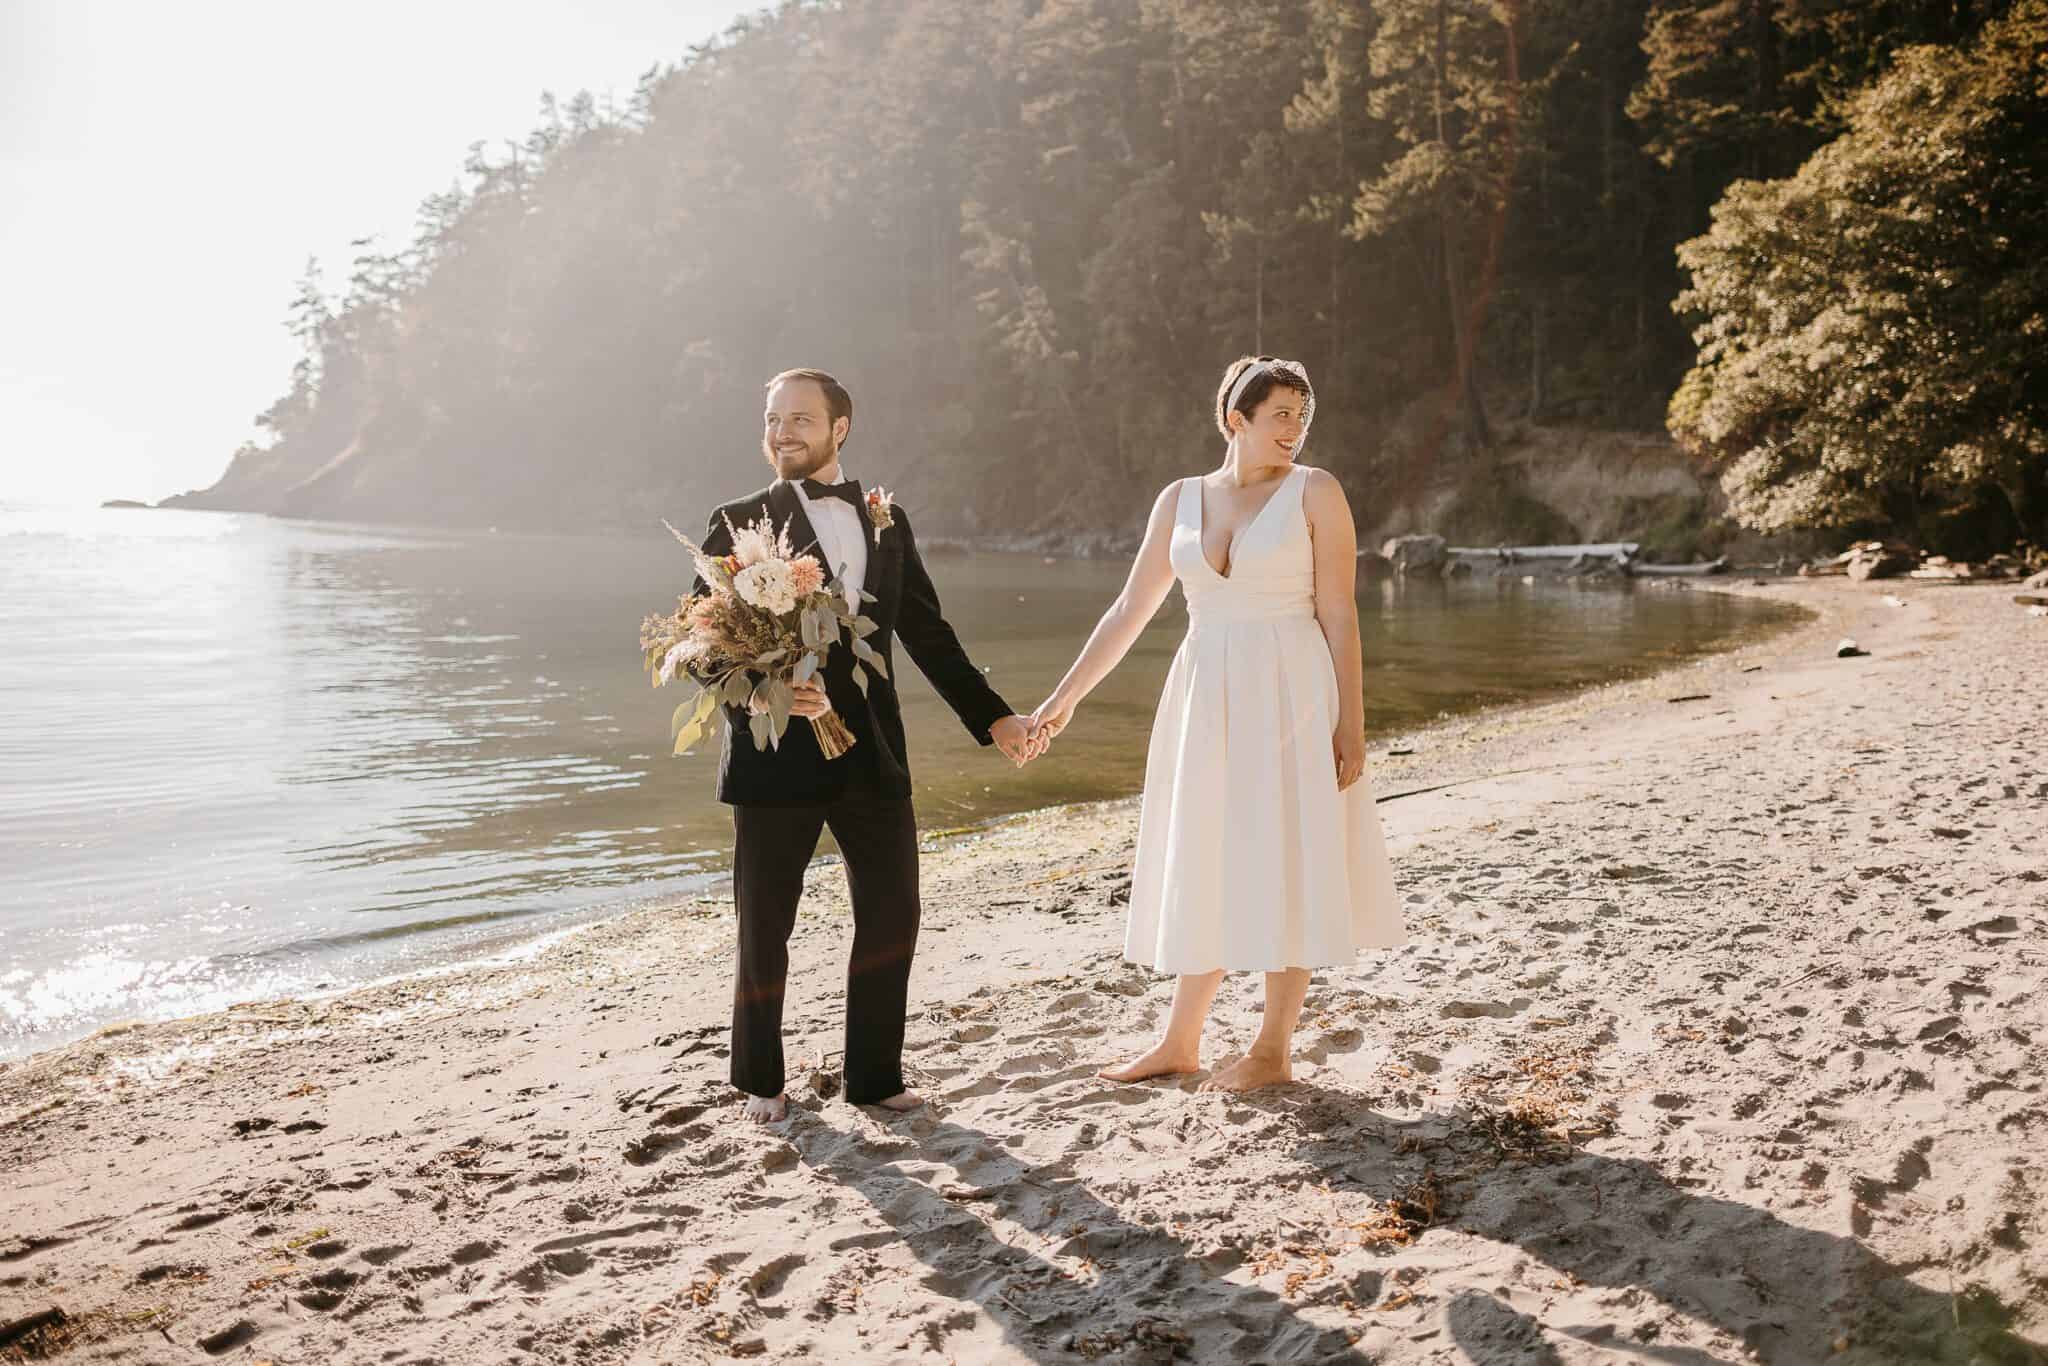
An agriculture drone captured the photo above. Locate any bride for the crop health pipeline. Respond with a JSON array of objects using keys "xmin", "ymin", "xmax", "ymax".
[{"xmin": 1031, "ymin": 356, "xmax": 1404, "ymax": 1092}]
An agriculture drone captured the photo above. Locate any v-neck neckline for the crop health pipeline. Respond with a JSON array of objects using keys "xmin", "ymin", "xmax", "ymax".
[{"xmin": 1195, "ymin": 466, "xmax": 1297, "ymax": 580}]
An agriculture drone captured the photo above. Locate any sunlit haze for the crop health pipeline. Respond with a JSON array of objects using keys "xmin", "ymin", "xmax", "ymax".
[{"xmin": 0, "ymin": 0, "xmax": 756, "ymax": 508}]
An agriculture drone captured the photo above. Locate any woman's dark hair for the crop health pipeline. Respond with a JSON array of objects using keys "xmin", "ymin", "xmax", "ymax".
[
  {"xmin": 1214, "ymin": 355, "xmax": 1312, "ymax": 438},
  {"xmin": 766, "ymin": 368, "xmax": 854, "ymax": 448}
]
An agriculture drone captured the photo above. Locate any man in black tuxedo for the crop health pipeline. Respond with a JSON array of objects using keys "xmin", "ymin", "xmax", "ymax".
[{"xmin": 693, "ymin": 368, "xmax": 1040, "ymax": 1122}]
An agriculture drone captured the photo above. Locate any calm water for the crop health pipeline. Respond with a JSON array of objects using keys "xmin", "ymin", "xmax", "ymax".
[{"xmin": 0, "ymin": 504, "xmax": 1796, "ymax": 1058}]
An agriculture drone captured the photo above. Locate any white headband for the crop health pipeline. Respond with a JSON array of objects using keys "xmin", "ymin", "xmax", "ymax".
[{"xmin": 1224, "ymin": 361, "xmax": 1272, "ymax": 415}]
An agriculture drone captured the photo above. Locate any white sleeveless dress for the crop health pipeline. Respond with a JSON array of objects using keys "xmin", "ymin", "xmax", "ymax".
[{"xmin": 1125, "ymin": 467, "xmax": 1404, "ymax": 973}]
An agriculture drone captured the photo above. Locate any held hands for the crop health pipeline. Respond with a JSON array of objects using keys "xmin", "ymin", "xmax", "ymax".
[
  {"xmin": 1029, "ymin": 696, "xmax": 1073, "ymax": 747},
  {"xmin": 1022, "ymin": 696, "xmax": 1074, "ymax": 762},
  {"xmin": 989, "ymin": 714, "xmax": 1048, "ymax": 768}
]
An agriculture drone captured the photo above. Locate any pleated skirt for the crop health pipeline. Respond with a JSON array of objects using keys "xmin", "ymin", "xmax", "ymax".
[{"xmin": 1124, "ymin": 616, "xmax": 1404, "ymax": 973}]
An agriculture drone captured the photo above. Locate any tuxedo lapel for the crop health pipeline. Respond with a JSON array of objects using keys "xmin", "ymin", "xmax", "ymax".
[{"xmin": 764, "ymin": 481, "xmax": 823, "ymax": 563}]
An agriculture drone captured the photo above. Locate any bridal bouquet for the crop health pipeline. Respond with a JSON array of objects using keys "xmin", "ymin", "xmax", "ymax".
[{"xmin": 641, "ymin": 514, "xmax": 887, "ymax": 759}]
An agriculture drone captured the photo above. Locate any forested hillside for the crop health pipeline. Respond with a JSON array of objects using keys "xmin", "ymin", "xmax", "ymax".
[{"xmin": 165, "ymin": 0, "xmax": 2039, "ymax": 555}]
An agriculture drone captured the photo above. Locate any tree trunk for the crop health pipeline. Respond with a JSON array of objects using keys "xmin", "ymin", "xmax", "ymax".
[
  {"xmin": 1434, "ymin": 0, "xmax": 1491, "ymax": 452},
  {"xmin": 1331, "ymin": 91, "xmax": 1346, "ymax": 374},
  {"xmin": 1599, "ymin": 0, "xmax": 1616, "ymax": 223},
  {"xmin": 1749, "ymin": 0, "xmax": 1782, "ymax": 179},
  {"xmin": 1254, "ymin": 250, "xmax": 1265, "ymax": 354}
]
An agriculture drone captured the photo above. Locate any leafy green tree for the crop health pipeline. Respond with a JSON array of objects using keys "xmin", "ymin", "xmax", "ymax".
[{"xmin": 1668, "ymin": 0, "xmax": 2047, "ymax": 549}]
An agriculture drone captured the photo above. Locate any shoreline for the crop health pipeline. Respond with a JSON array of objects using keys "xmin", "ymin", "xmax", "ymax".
[
  {"xmin": 3, "ymin": 576, "xmax": 2042, "ymax": 1364},
  {"xmin": 0, "ymin": 570, "xmax": 1800, "ymax": 1068}
]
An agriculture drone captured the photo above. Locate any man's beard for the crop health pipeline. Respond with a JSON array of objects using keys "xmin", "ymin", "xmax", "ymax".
[{"xmin": 763, "ymin": 432, "xmax": 837, "ymax": 481}]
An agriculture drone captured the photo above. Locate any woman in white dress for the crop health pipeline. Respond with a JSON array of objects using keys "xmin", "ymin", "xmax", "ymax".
[{"xmin": 1031, "ymin": 356, "xmax": 1403, "ymax": 1092}]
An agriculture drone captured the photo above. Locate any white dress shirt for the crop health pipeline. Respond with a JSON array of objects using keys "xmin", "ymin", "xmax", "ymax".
[{"xmin": 791, "ymin": 473, "xmax": 867, "ymax": 612}]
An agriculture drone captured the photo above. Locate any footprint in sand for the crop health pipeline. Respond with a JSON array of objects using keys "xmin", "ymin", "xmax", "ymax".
[
  {"xmin": 195, "ymin": 1318, "xmax": 260, "ymax": 1355},
  {"xmin": 295, "ymin": 1265, "xmax": 363, "ymax": 1311},
  {"xmin": 504, "ymin": 1248, "xmax": 594, "ymax": 1290},
  {"xmin": 996, "ymin": 1049, "xmax": 1067, "ymax": 1077},
  {"xmin": 450, "ymin": 1239, "xmax": 499, "ymax": 1265},
  {"xmin": 745, "ymin": 1251, "xmax": 807, "ymax": 1298},
  {"xmin": 1441, "ymin": 998, "xmax": 1533, "ymax": 1020}
]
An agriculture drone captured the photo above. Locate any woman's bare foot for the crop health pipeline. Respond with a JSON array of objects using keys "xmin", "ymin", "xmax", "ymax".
[
  {"xmin": 1098, "ymin": 1044, "xmax": 1200, "ymax": 1084},
  {"xmin": 1198, "ymin": 1051, "xmax": 1293, "ymax": 1093},
  {"xmin": 871, "ymin": 1090, "xmax": 924, "ymax": 1113},
  {"xmin": 741, "ymin": 1092, "xmax": 789, "ymax": 1123}
]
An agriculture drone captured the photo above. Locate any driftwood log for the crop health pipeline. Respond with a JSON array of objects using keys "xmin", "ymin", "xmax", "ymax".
[
  {"xmin": 1448, "ymin": 542, "xmax": 1640, "ymax": 561},
  {"xmin": 1634, "ymin": 557, "xmax": 1730, "ymax": 577}
]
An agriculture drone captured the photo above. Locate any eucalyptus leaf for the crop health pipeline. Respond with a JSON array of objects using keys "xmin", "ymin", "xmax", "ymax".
[
  {"xmin": 755, "ymin": 649, "xmax": 787, "ymax": 666},
  {"xmin": 792, "ymin": 652, "xmax": 819, "ymax": 685},
  {"xmin": 851, "ymin": 637, "xmax": 889, "ymax": 680},
  {"xmin": 721, "ymin": 671, "xmax": 755, "ymax": 708},
  {"xmin": 767, "ymin": 677, "xmax": 794, "ymax": 734},
  {"xmin": 748, "ymin": 709, "xmax": 773, "ymax": 752},
  {"xmin": 800, "ymin": 610, "xmax": 820, "ymax": 650},
  {"xmin": 852, "ymin": 616, "xmax": 880, "ymax": 638},
  {"xmin": 672, "ymin": 688, "xmax": 716, "ymax": 738},
  {"xmin": 850, "ymin": 664, "xmax": 870, "ymax": 696}
]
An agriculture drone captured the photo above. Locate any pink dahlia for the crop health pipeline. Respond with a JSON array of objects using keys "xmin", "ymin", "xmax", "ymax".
[{"xmin": 787, "ymin": 556, "xmax": 826, "ymax": 599}]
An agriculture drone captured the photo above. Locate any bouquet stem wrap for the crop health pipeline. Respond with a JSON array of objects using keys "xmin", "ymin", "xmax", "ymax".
[{"xmin": 809, "ymin": 709, "xmax": 857, "ymax": 760}]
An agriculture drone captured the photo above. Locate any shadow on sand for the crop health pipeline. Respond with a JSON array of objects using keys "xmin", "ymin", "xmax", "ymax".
[
  {"xmin": 791, "ymin": 1102, "xmax": 1369, "ymax": 1363},
  {"xmin": 1269, "ymin": 1085, "xmax": 2042, "ymax": 1366},
  {"xmin": 786, "ymin": 1082, "xmax": 2042, "ymax": 1365}
]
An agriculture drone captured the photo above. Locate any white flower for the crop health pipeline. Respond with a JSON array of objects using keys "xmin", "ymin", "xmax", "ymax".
[
  {"xmin": 733, "ymin": 558, "xmax": 798, "ymax": 615},
  {"xmin": 727, "ymin": 514, "xmax": 796, "ymax": 569}
]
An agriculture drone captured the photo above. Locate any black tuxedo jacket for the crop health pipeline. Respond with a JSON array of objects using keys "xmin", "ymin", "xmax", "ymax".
[{"xmin": 692, "ymin": 480, "xmax": 1012, "ymax": 806}]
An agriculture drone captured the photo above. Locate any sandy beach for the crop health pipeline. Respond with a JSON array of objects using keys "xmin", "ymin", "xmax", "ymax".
[{"xmin": 3, "ymin": 577, "xmax": 2042, "ymax": 1365}]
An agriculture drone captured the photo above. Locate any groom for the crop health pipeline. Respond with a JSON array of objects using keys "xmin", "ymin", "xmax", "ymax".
[{"xmin": 692, "ymin": 368, "xmax": 1040, "ymax": 1122}]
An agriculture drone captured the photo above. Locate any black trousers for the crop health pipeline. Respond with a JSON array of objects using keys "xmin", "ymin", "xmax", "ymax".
[{"xmin": 728, "ymin": 780, "xmax": 920, "ymax": 1105}]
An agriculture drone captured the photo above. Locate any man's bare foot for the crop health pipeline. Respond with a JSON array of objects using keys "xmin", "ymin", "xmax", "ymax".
[
  {"xmin": 1198, "ymin": 1052, "xmax": 1293, "ymax": 1093},
  {"xmin": 871, "ymin": 1090, "xmax": 924, "ymax": 1112},
  {"xmin": 741, "ymin": 1092, "xmax": 788, "ymax": 1123},
  {"xmin": 1098, "ymin": 1044, "xmax": 1200, "ymax": 1084}
]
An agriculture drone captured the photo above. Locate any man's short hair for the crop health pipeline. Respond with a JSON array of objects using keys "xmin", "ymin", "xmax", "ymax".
[{"xmin": 766, "ymin": 368, "xmax": 853, "ymax": 448}]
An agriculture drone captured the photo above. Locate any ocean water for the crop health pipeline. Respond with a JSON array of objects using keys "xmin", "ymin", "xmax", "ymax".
[{"xmin": 0, "ymin": 503, "xmax": 1796, "ymax": 1058}]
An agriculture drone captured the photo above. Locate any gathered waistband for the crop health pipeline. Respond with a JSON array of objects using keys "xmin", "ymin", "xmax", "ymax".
[{"xmin": 1185, "ymin": 598, "xmax": 1318, "ymax": 627}]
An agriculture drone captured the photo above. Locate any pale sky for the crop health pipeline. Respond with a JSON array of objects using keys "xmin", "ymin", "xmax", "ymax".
[{"xmin": 0, "ymin": 0, "xmax": 758, "ymax": 507}]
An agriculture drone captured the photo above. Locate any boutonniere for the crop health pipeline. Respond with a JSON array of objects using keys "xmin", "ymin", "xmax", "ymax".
[{"xmin": 864, "ymin": 487, "xmax": 896, "ymax": 544}]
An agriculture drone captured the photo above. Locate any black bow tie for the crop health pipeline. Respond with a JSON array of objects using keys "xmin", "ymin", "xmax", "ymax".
[{"xmin": 800, "ymin": 478, "xmax": 864, "ymax": 509}]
